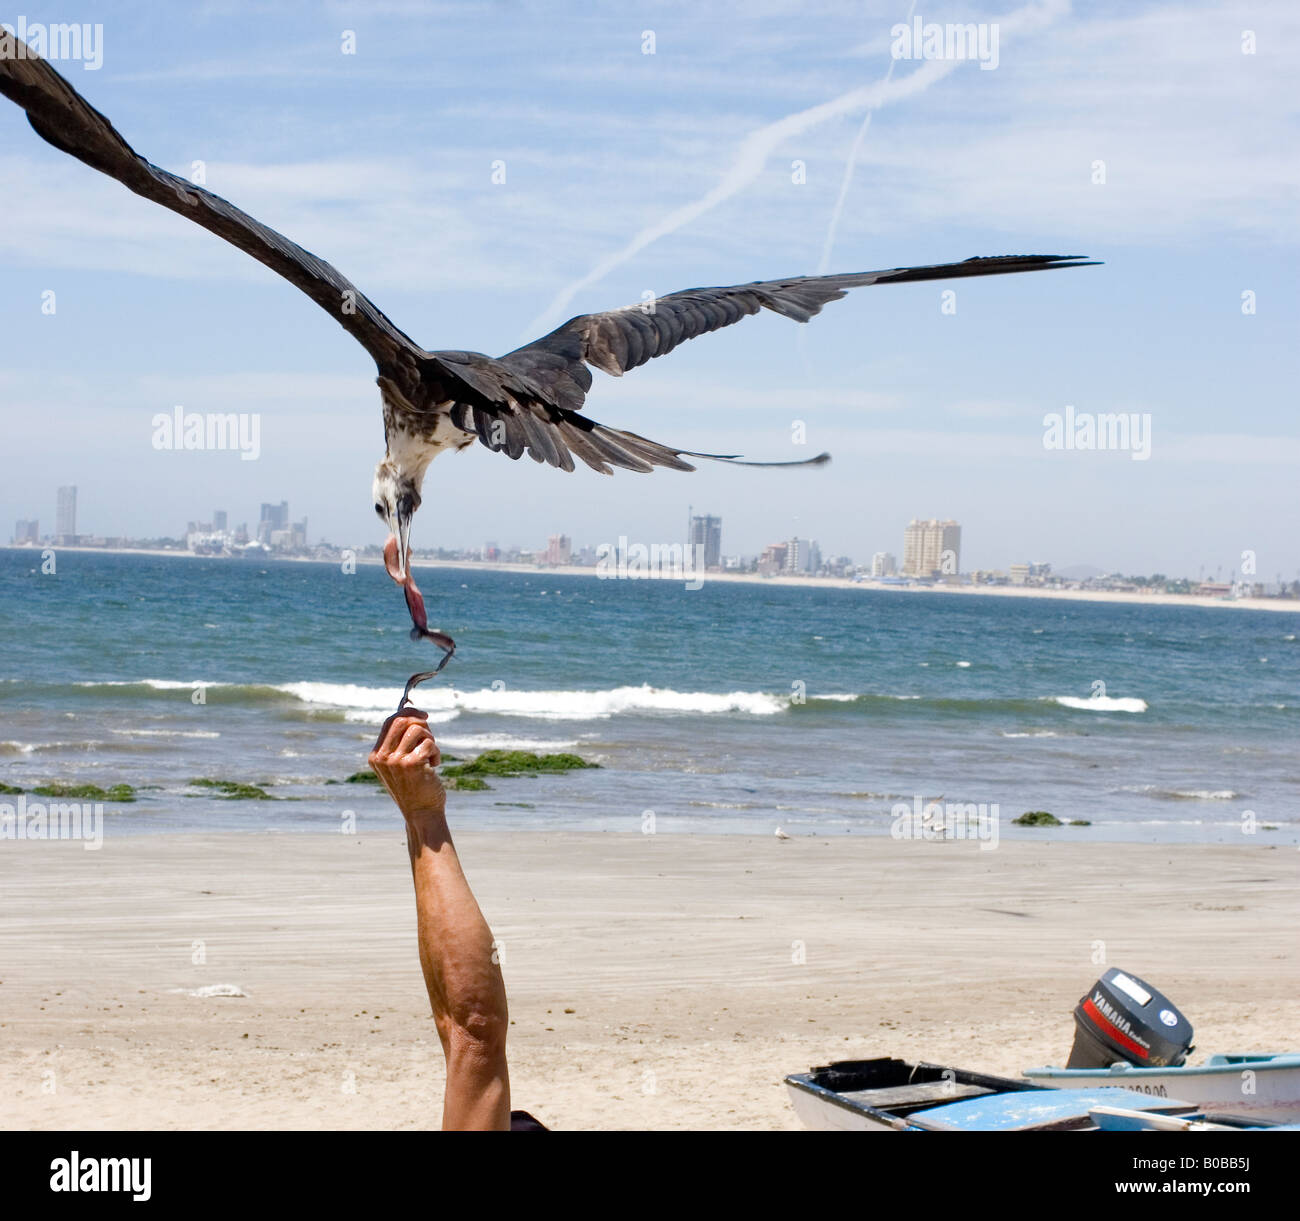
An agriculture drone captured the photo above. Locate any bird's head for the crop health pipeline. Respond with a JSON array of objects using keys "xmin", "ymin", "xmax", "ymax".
[{"xmin": 373, "ymin": 459, "xmax": 422, "ymax": 585}]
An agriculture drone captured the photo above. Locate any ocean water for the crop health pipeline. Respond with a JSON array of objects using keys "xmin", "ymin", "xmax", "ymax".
[{"xmin": 1, "ymin": 547, "xmax": 1297, "ymax": 843}]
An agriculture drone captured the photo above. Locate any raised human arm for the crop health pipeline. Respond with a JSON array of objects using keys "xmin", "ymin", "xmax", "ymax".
[{"xmin": 369, "ymin": 712, "xmax": 510, "ymax": 1131}]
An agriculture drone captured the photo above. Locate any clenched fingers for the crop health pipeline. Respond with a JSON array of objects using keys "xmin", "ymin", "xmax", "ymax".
[
  {"xmin": 372, "ymin": 711, "xmax": 429, "ymax": 758},
  {"xmin": 394, "ymin": 720, "xmax": 434, "ymax": 760}
]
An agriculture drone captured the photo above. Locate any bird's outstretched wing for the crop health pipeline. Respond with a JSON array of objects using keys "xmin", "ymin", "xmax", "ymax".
[
  {"xmin": 474, "ymin": 255, "xmax": 1096, "ymax": 474},
  {"xmin": 0, "ymin": 30, "xmax": 423, "ymax": 380},
  {"xmin": 501, "ymin": 256, "xmax": 1096, "ymax": 413}
]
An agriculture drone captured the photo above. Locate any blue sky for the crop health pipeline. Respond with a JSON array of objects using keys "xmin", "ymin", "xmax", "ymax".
[{"xmin": 2, "ymin": 0, "xmax": 1297, "ymax": 578}]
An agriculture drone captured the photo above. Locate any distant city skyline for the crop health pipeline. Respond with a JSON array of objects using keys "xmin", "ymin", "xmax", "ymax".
[{"xmin": 8, "ymin": 493, "xmax": 1287, "ymax": 591}]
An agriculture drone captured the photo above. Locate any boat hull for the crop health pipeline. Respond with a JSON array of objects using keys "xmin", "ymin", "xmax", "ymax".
[{"xmin": 1023, "ymin": 1053, "xmax": 1300, "ymax": 1123}]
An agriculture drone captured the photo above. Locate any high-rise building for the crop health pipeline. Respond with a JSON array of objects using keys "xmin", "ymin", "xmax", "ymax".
[
  {"xmin": 784, "ymin": 537, "xmax": 821, "ymax": 575},
  {"xmin": 544, "ymin": 534, "xmax": 571, "ymax": 566},
  {"xmin": 758, "ymin": 541, "xmax": 789, "ymax": 575},
  {"xmin": 871, "ymin": 551, "xmax": 897, "ymax": 577},
  {"xmin": 257, "ymin": 501, "xmax": 289, "ymax": 544},
  {"xmin": 56, "ymin": 485, "xmax": 77, "ymax": 542},
  {"xmin": 261, "ymin": 502, "xmax": 289, "ymax": 528},
  {"xmin": 213, "ymin": 510, "xmax": 228, "ymax": 532},
  {"xmin": 933, "ymin": 521, "xmax": 961, "ymax": 576},
  {"xmin": 902, "ymin": 521, "xmax": 924, "ymax": 575},
  {"xmin": 689, "ymin": 514, "xmax": 723, "ymax": 570},
  {"xmin": 13, "ymin": 519, "xmax": 39, "ymax": 544},
  {"xmin": 902, "ymin": 519, "xmax": 961, "ymax": 577}
]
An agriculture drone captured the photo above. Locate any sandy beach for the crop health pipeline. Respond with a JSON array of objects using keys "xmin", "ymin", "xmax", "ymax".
[{"xmin": 1, "ymin": 831, "xmax": 1294, "ymax": 1131}]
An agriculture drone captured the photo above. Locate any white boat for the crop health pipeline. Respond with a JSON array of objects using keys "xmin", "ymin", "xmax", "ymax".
[
  {"xmin": 1023, "ymin": 1053, "xmax": 1300, "ymax": 1122},
  {"xmin": 784, "ymin": 1058, "xmax": 1199, "ymax": 1132}
]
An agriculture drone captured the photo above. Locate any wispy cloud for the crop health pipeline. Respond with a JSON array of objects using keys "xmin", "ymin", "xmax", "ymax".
[
  {"xmin": 817, "ymin": 0, "xmax": 919, "ymax": 274},
  {"xmin": 524, "ymin": 0, "xmax": 1070, "ymax": 334},
  {"xmin": 522, "ymin": 56, "xmax": 961, "ymax": 335}
]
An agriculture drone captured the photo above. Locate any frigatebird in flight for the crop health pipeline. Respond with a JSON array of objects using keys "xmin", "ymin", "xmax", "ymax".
[{"xmin": 1, "ymin": 32, "xmax": 1097, "ymax": 669}]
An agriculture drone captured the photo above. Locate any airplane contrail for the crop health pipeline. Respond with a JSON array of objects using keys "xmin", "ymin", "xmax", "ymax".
[
  {"xmin": 525, "ymin": 0, "xmax": 1068, "ymax": 338},
  {"xmin": 523, "ymin": 56, "xmax": 959, "ymax": 338},
  {"xmin": 817, "ymin": 0, "xmax": 920, "ymax": 275}
]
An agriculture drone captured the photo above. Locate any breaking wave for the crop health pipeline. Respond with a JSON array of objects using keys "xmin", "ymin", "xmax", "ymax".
[
  {"xmin": 1123, "ymin": 785, "xmax": 1240, "ymax": 801},
  {"xmin": 1051, "ymin": 695, "xmax": 1148, "ymax": 713},
  {"xmin": 6, "ymin": 678, "xmax": 1165, "ymax": 724}
]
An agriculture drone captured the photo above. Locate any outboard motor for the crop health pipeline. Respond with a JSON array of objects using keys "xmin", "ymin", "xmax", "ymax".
[{"xmin": 1067, "ymin": 968, "xmax": 1194, "ymax": 1068}]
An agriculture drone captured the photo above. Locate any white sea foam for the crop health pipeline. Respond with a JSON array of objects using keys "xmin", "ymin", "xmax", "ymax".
[
  {"xmin": 956, "ymin": 661, "xmax": 972, "ymax": 668},
  {"xmin": 342, "ymin": 708, "xmax": 460, "ymax": 726},
  {"xmin": 1051, "ymin": 695, "xmax": 1148, "ymax": 713},
  {"xmin": 436, "ymin": 734, "xmax": 581, "ymax": 752},
  {"xmin": 818, "ymin": 693, "xmax": 913, "ymax": 703},
  {"xmin": 188, "ymin": 984, "xmax": 247, "ymax": 998},
  {"xmin": 279, "ymin": 681, "xmax": 402, "ymax": 709},
  {"xmin": 111, "ymin": 729, "xmax": 220, "ymax": 739},
  {"xmin": 1000, "ymin": 730, "xmax": 1060, "ymax": 738},
  {"xmin": 0, "ymin": 739, "xmax": 101, "ymax": 754},
  {"xmin": 78, "ymin": 678, "xmax": 227, "ymax": 690},
  {"xmin": 1121, "ymin": 785, "xmax": 1237, "ymax": 801},
  {"xmin": 286, "ymin": 682, "xmax": 786, "ymax": 722}
]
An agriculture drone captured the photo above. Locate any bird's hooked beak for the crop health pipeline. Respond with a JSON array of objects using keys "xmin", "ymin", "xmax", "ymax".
[
  {"xmin": 382, "ymin": 496, "xmax": 415, "ymax": 585},
  {"xmin": 379, "ymin": 489, "xmax": 455, "ymax": 664}
]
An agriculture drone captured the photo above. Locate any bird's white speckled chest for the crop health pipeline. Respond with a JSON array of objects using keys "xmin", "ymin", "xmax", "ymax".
[{"xmin": 382, "ymin": 399, "xmax": 475, "ymax": 477}]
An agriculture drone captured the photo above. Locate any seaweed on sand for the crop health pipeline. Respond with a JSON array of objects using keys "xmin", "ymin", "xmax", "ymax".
[
  {"xmin": 30, "ymin": 781, "xmax": 136, "ymax": 802},
  {"xmin": 1013, "ymin": 810, "xmax": 1062, "ymax": 827},
  {"xmin": 439, "ymin": 750, "xmax": 598, "ymax": 794},
  {"xmin": 189, "ymin": 778, "xmax": 275, "ymax": 801}
]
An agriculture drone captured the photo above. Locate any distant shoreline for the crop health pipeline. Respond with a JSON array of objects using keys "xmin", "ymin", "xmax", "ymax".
[{"xmin": 5, "ymin": 544, "xmax": 1298, "ymax": 614}]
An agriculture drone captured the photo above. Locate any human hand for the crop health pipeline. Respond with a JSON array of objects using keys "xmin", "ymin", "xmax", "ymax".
[{"xmin": 368, "ymin": 710, "xmax": 446, "ymax": 822}]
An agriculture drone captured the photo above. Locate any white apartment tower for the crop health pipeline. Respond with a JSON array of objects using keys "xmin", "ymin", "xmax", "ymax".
[{"xmin": 903, "ymin": 519, "xmax": 961, "ymax": 577}]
